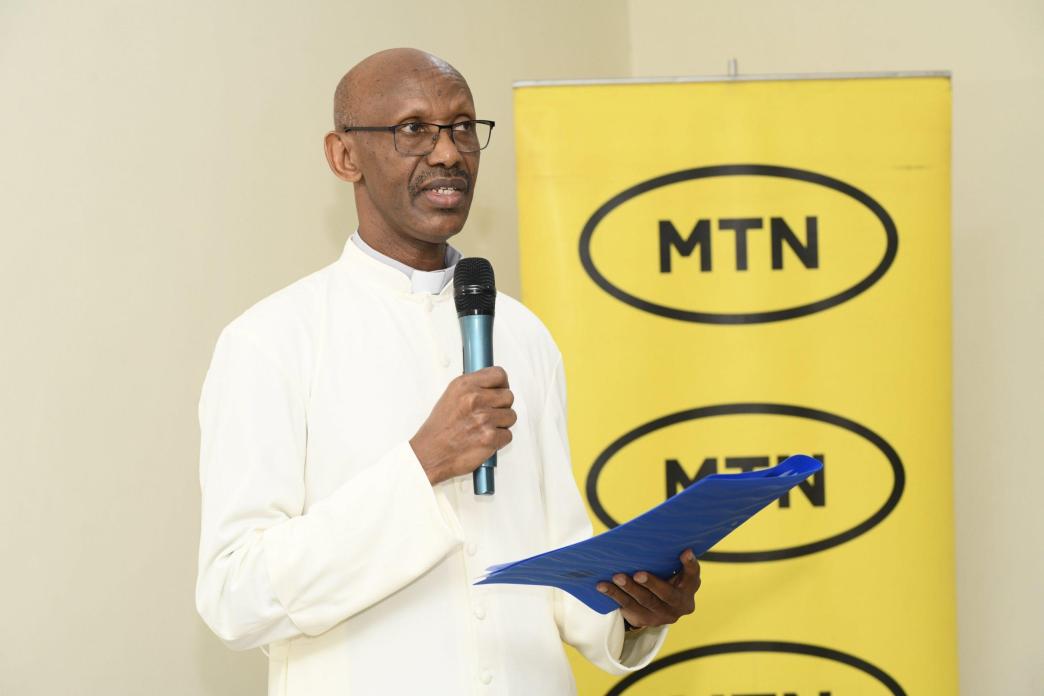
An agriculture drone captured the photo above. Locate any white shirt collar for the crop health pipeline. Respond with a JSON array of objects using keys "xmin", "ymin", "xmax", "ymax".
[{"xmin": 350, "ymin": 231, "xmax": 461, "ymax": 294}]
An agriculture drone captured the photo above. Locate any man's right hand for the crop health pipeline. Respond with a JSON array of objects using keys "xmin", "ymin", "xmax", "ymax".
[{"xmin": 410, "ymin": 366, "xmax": 517, "ymax": 486}]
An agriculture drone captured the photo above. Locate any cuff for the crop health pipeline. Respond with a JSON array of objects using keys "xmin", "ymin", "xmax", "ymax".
[{"xmin": 605, "ymin": 612, "xmax": 669, "ymax": 671}]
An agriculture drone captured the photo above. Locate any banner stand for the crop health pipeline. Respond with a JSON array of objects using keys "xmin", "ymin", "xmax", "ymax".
[{"xmin": 514, "ymin": 71, "xmax": 954, "ymax": 696}]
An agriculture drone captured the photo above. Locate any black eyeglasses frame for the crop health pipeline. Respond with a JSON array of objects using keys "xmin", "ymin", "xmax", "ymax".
[{"xmin": 341, "ymin": 119, "xmax": 495, "ymax": 155}]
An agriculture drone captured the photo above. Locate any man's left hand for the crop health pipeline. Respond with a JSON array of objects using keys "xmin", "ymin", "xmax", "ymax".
[{"xmin": 596, "ymin": 549, "xmax": 701, "ymax": 630}]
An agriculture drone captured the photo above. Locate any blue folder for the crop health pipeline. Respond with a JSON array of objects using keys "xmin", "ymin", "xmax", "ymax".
[{"xmin": 475, "ymin": 454, "xmax": 823, "ymax": 613}]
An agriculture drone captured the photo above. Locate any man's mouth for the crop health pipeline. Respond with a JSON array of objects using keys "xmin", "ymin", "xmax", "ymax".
[
  {"xmin": 431, "ymin": 186, "xmax": 459, "ymax": 194},
  {"xmin": 415, "ymin": 175, "xmax": 470, "ymax": 209}
]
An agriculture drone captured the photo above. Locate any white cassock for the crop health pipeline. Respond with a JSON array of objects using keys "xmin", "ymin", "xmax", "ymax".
[{"xmin": 196, "ymin": 234, "xmax": 667, "ymax": 695}]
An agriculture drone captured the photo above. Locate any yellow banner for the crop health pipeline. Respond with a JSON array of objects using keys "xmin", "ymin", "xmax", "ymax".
[{"xmin": 515, "ymin": 75, "xmax": 954, "ymax": 695}]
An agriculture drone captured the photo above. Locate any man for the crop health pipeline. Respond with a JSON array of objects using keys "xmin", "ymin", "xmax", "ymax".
[{"xmin": 196, "ymin": 48, "xmax": 701, "ymax": 695}]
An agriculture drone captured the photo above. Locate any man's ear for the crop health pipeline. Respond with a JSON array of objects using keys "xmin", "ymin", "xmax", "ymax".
[{"xmin": 324, "ymin": 131, "xmax": 363, "ymax": 183}]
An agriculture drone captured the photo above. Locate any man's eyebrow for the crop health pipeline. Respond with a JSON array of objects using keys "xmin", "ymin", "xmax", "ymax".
[{"xmin": 389, "ymin": 99, "xmax": 476, "ymax": 124}]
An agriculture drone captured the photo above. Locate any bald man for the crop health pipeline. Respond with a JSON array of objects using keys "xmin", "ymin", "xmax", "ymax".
[{"xmin": 196, "ymin": 49, "xmax": 700, "ymax": 696}]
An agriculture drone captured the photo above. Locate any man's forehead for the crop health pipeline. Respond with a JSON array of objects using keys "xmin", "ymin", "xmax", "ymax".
[{"xmin": 363, "ymin": 69, "xmax": 474, "ymax": 122}]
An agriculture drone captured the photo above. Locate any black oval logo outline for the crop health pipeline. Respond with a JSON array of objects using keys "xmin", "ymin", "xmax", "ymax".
[
  {"xmin": 578, "ymin": 164, "xmax": 899, "ymax": 324},
  {"xmin": 606, "ymin": 641, "xmax": 906, "ymax": 696},
  {"xmin": 585, "ymin": 403, "xmax": 905, "ymax": 562}
]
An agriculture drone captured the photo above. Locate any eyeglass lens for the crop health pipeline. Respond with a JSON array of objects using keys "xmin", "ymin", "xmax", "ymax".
[{"xmin": 394, "ymin": 122, "xmax": 491, "ymax": 155}]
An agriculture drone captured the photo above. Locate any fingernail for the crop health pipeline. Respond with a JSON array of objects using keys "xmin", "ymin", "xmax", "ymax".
[
  {"xmin": 635, "ymin": 572, "xmax": 647, "ymax": 583},
  {"xmin": 613, "ymin": 575, "xmax": 627, "ymax": 587},
  {"xmin": 597, "ymin": 584, "xmax": 609, "ymax": 594}
]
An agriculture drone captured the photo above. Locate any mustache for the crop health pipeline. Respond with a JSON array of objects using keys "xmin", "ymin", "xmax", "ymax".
[{"xmin": 409, "ymin": 168, "xmax": 472, "ymax": 197}]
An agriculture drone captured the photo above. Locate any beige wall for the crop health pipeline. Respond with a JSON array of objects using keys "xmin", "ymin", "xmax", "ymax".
[
  {"xmin": 1, "ymin": 0, "xmax": 1040, "ymax": 693},
  {"xmin": 0, "ymin": 2, "xmax": 629, "ymax": 693},
  {"xmin": 626, "ymin": 3, "xmax": 1044, "ymax": 693}
]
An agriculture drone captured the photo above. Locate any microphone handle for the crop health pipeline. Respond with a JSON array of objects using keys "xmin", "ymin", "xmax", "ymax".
[{"xmin": 459, "ymin": 314, "xmax": 495, "ymax": 495}]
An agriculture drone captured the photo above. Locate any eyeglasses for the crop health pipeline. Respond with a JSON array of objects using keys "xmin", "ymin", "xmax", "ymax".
[{"xmin": 342, "ymin": 119, "xmax": 495, "ymax": 156}]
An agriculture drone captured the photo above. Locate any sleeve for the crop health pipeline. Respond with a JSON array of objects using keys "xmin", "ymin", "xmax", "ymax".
[
  {"xmin": 195, "ymin": 326, "xmax": 464, "ymax": 650},
  {"xmin": 537, "ymin": 355, "xmax": 668, "ymax": 674}
]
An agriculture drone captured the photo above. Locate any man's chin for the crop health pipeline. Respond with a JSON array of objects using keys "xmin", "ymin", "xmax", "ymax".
[
  {"xmin": 410, "ymin": 206, "xmax": 470, "ymax": 242},
  {"xmin": 408, "ymin": 219, "xmax": 466, "ymax": 246}
]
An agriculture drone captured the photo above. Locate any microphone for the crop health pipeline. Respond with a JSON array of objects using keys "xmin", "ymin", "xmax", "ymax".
[{"xmin": 454, "ymin": 257, "xmax": 497, "ymax": 496}]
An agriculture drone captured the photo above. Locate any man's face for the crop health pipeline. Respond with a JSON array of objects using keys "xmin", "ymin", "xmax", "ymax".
[{"xmin": 349, "ymin": 67, "xmax": 480, "ymax": 246}]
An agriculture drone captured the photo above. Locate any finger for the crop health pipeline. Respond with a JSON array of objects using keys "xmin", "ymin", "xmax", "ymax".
[
  {"xmin": 633, "ymin": 570, "xmax": 683, "ymax": 607},
  {"xmin": 493, "ymin": 426, "xmax": 513, "ymax": 450},
  {"xmin": 479, "ymin": 388, "xmax": 514, "ymax": 409},
  {"xmin": 672, "ymin": 549, "xmax": 702, "ymax": 593},
  {"xmin": 488, "ymin": 407, "xmax": 517, "ymax": 428},
  {"xmin": 468, "ymin": 366, "xmax": 509, "ymax": 388},
  {"xmin": 595, "ymin": 579, "xmax": 642, "ymax": 613},
  {"xmin": 610, "ymin": 573, "xmax": 670, "ymax": 613}
]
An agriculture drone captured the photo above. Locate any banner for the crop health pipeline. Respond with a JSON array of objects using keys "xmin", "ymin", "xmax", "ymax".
[{"xmin": 515, "ymin": 74, "xmax": 953, "ymax": 695}]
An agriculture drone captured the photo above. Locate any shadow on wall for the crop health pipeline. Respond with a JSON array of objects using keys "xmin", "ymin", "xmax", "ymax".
[
  {"xmin": 323, "ymin": 175, "xmax": 360, "ymax": 247},
  {"xmin": 193, "ymin": 620, "xmax": 267, "ymax": 696}
]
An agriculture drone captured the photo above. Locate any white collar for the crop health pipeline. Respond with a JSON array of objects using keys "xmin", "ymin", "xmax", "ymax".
[{"xmin": 350, "ymin": 231, "xmax": 461, "ymax": 294}]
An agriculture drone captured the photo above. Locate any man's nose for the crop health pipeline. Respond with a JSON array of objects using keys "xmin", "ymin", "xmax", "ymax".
[{"xmin": 426, "ymin": 128, "xmax": 463, "ymax": 167}]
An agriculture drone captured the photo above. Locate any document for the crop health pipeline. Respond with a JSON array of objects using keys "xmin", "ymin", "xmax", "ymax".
[{"xmin": 476, "ymin": 454, "xmax": 822, "ymax": 613}]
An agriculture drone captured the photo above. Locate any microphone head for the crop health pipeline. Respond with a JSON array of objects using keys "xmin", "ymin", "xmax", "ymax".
[{"xmin": 454, "ymin": 257, "xmax": 496, "ymax": 317}]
